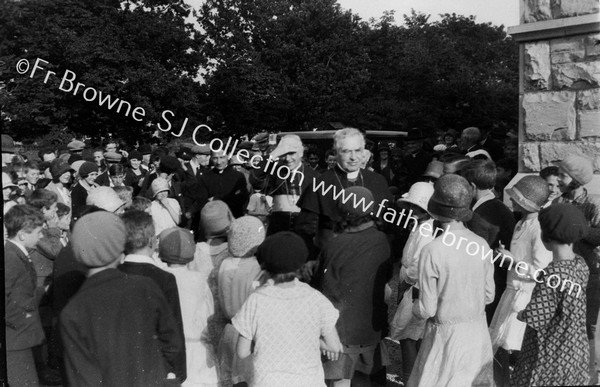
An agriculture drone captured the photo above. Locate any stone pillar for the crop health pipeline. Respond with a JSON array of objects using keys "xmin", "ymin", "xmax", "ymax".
[{"xmin": 507, "ymin": 2, "xmax": 600, "ymax": 174}]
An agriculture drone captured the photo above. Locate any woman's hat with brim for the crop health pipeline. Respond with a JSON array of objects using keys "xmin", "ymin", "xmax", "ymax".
[
  {"xmin": 151, "ymin": 177, "xmax": 170, "ymax": 198},
  {"xmin": 201, "ymin": 200, "xmax": 234, "ymax": 239},
  {"xmin": 427, "ymin": 174, "xmax": 473, "ymax": 222},
  {"xmin": 398, "ymin": 182, "xmax": 435, "ymax": 212},
  {"xmin": 506, "ymin": 175, "xmax": 549, "ymax": 213}
]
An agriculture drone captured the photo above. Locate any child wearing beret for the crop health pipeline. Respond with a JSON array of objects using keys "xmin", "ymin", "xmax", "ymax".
[
  {"xmin": 159, "ymin": 227, "xmax": 219, "ymax": 387},
  {"xmin": 512, "ymin": 203, "xmax": 590, "ymax": 386},
  {"xmin": 218, "ymin": 216, "xmax": 267, "ymax": 385},
  {"xmin": 59, "ymin": 211, "xmax": 184, "ymax": 386},
  {"xmin": 232, "ymin": 232, "xmax": 343, "ymax": 386}
]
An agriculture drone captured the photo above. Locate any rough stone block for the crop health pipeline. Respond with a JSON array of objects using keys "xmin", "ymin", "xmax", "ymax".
[
  {"xmin": 578, "ymin": 88, "xmax": 600, "ymax": 138},
  {"xmin": 551, "ymin": 37, "xmax": 585, "ymax": 64},
  {"xmin": 521, "ymin": 0, "xmax": 552, "ymax": 23},
  {"xmin": 521, "ymin": 142, "xmax": 541, "ymax": 171},
  {"xmin": 553, "ymin": 0, "xmax": 599, "ymax": 19},
  {"xmin": 523, "ymin": 91, "xmax": 576, "ymax": 140},
  {"xmin": 552, "ymin": 61, "xmax": 600, "ymax": 89},
  {"xmin": 585, "ymin": 33, "xmax": 600, "ymax": 58},
  {"xmin": 539, "ymin": 142, "xmax": 600, "ymax": 171},
  {"xmin": 525, "ymin": 42, "xmax": 551, "ymax": 90}
]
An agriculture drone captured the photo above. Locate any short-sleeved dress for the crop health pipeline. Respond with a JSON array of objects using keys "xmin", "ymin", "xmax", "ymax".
[
  {"xmin": 511, "ymin": 256, "xmax": 589, "ymax": 387},
  {"xmin": 232, "ymin": 279, "xmax": 339, "ymax": 387},
  {"xmin": 489, "ymin": 215, "xmax": 553, "ymax": 352}
]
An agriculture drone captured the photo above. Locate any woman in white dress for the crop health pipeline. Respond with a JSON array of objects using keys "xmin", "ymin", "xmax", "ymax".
[{"xmin": 408, "ymin": 174, "xmax": 495, "ymax": 387}]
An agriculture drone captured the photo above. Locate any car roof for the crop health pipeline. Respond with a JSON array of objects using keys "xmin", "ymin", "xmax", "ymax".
[{"xmin": 276, "ymin": 130, "xmax": 407, "ymax": 140}]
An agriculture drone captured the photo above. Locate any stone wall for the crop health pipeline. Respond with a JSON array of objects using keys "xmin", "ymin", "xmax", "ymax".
[
  {"xmin": 509, "ymin": 2, "xmax": 600, "ymax": 173},
  {"xmin": 522, "ymin": 0, "xmax": 599, "ymax": 24}
]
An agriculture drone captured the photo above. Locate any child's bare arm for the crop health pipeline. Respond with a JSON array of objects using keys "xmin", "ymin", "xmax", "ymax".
[
  {"xmin": 236, "ymin": 335, "xmax": 253, "ymax": 359},
  {"xmin": 320, "ymin": 327, "xmax": 343, "ymax": 361}
]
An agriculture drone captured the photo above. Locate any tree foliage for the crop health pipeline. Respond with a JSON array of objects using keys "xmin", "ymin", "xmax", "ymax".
[
  {"xmin": 198, "ymin": 4, "xmax": 519, "ymax": 135},
  {"xmin": 1, "ymin": 0, "xmax": 519, "ymax": 144},
  {"xmin": 0, "ymin": 0, "xmax": 205, "ymax": 144}
]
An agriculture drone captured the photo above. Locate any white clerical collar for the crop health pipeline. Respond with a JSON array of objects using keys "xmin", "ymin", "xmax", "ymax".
[{"xmin": 337, "ymin": 163, "xmax": 359, "ymax": 180}]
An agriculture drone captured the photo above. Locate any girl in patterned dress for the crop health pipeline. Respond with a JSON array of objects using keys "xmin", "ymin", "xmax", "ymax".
[
  {"xmin": 512, "ymin": 203, "xmax": 590, "ymax": 386},
  {"xmin": 232, "ymin": 232, "xmax": 343, "ymax": 387}
]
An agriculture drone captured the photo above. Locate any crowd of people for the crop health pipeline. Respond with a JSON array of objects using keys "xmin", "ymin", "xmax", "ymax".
[{"xmin": 2, "ymin": 125, "xmax": 599, "ymax": 387}]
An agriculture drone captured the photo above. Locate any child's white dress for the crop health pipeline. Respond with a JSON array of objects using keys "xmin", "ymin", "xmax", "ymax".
[
  {"xmin": 217, "ymin": 257, "xmax": 266, "ymax": 384},
  {"xmin": 489, "ymin": 215, "xmax": 552, "ymax": 352},
  {"xmin": 232, "ymin": 279, "xmax": 339, "ymax": 387},
  {"xmin": 390, "ymin": 219, "xmax": 435, "ymax": 341},
  {"xmin": 164, "ymin": 266, "xmax": 219, "ymax": 387}
]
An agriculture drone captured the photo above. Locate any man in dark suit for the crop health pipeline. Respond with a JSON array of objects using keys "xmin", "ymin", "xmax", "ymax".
[
  {"xmin": 202, "ymin": 148, "xmax": 249, "ymax": 218},
  {"xmin": 403, "ymin": 128, "xmax": 433, "ymax": 188},
  {"xmin": 182, "ymin": 145, "xmax": 211, "ymax": 238}
]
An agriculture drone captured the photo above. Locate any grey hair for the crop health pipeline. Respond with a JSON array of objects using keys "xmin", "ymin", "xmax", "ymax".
[
  {"xmin": 333, "ymin": 128, "xmax": 365, "ymax": 151},
  {"xmin": 461, "ymin": 127, "xmax": 481, "ymax": 144}
]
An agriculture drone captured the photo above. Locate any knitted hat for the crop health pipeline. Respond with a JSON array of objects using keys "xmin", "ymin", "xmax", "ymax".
[
  {"xmin": 151, "ymin": 177, "xmax": 170, "ymax": 198},
  {"xmin": 158, "ymin": 227, "xmax": 196, "ymax": 264},
  {"xmin": 67, "ymin": 140, "xmax": 85, "ymax": 151},
  {"xmin": 427, "ymin": 174, "xmax": 473, "ymax": 222},
  {"xmin": 86, "ymin": 187, "xmax": 126, "ymax": 213},
  {"xmin": 554, "ymin": 154, "xmax": 594, "ymax": 185},
  {"xmin": 71, "ymin": 212, "xmax": 126, "ymax": 267},
  {"xmin": 139, "ymin": 144, "xmax": 152, "ymax": 155},
  {"xmin": 398, "ymin": 182, "xmax": 435, "ymax": 212},
  {"xmin": 201, "ymin": 200, "xmax": 234, "ymax": 238},
  {"xmin": 1, "ymin": 135, "xmax": 15, "ymax": 153},
  {"xmin": 128, "ymin": 150, "xmax": 142, "ymax": 161},
  {"xmin": 336, "ymin": 186, "xmax": 374, "ymax": 218},
  {"xmin": 103, "ymin": 151, "xmax": 122, "ymax": 163},
  {"xmin": 159, "ymin": 155, "xmax": 180, "ymax": 174},
  {"xmin": 50, "ymin": 161, "xmax": 73, "ymax": 180},
  {"xmin": 506, "ymin": 175, "xmax": 550, "ymax": 213},
  {"xmin": 257, "ymin": 231, "xmax": 307, "ymax": 274},
  {"xmin": 538, "ymin": 203, "xmax": 588, "ymax": 244},
  {"xmin": 78, "ymin": 161, "xmax": 98, "ymax": 178},
  {"xmin": 228, "ymin": 216, "xmax": 266, "ymax": 258},
  {"xmin": 423, "ymin": 160, "xmax": 444, "ymax": 179}
]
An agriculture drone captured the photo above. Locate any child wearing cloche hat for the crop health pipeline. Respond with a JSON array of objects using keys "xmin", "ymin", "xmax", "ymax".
[
  {"xmin": 409, "ymin": 174, "xmax": 495, "ymax": 387},
  {"xmin": 59, "ymin": 212, "xmax": 184, "ymax": 386},
  {"xmin": 390, "ymin": 182, "xmax": 437, "ymax": 385},
  {"xmin": 159, "ymin": 227, "xmax": 219, "ymax": 387},
  {"xmin": 232, "ymin": 231, "xmax": 343, "ymax": 386},
  {"xmin": 187, "ymin": 199, "xmax": 235, "ymax": 371},
  {"xmin": 512, "ymin": 203, "xmax": 590, "ymax": 387},
  {"xmin": 488, "ymin": 175, "xmax": 553, "ymax": 385},
  {"xmin": 217, "ymin": 216, "xmax": 268, "ymax": 385}
]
